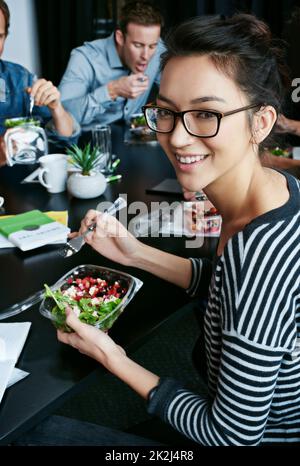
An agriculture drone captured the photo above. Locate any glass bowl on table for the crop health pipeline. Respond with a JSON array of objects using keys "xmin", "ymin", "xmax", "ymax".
[
  {"xmin": 124, "ymin": 113, "xmax": 157, "ymax": 145},
  {"xmin": 130, "ymin": 113, "xmax": 153, "ymax": 136},
  {"xmin": 39, "ymin": 264, "xmax": 143, "ymax": 333},
  {"xmin": 4, "ymin": 116, "xmax": 48, "ymax": 166}
]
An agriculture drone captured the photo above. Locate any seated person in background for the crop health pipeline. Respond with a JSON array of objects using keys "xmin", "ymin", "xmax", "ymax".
[
  {"xmin": 59, "ymin": 1, "xmax": 165, "ymax": 132},
  {"xmin": 261, "ymin": 148, "xmax": 300, "ymax": 169},
  {"xmin": 260, "ymin": 113, "xmax": 300, "ymax": 169},
  {"xmin": 275, "ymin": 113, "xmax": 300, "ymax": 136},
  {"xmin": 0, "ymin": 0, "xmax": 80, "ymax": 166}
]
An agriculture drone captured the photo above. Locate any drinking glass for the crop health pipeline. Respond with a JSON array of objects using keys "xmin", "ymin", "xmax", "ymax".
[{"xmin": 92, "ymin": 124, "xmax": 113, "ymax": 175}]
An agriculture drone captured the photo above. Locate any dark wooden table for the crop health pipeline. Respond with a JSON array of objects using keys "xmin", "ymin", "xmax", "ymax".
[{"xmin": 0, "ymin": 123, "xmax": 218, "ymax": 444}]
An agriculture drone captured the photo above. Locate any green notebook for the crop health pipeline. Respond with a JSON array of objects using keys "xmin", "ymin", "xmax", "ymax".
[
  {"xmin": 0, "ymin": 210, "xmax": 70, "ymax": 251},
  {"xmin": 0, "ymin": 210, "xmax": 53, "ymax": 237}
]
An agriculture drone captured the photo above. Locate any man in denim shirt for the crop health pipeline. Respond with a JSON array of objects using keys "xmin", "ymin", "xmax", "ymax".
[
  {"xmin": 59, "ymin": 1, "xmax": 165, "ymax": 132},
  {"xmin": 0, "ymin": 0, "xmax": 79, "ymax": 166}
]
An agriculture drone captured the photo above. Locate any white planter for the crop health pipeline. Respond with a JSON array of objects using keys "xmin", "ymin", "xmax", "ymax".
[{"xmin": 67, "ymin": 171, "xmax": 107, "ymax": 199}]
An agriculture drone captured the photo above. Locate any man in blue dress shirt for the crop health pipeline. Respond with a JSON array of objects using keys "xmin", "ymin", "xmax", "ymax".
[{"xmin": 59, "ymin": 1, "xmax": 165, "ymax": 131}]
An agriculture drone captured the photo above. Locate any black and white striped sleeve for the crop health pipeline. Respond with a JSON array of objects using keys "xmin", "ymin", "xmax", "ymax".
[
  {"xmin": 147, "ymin": 335, "xmax": 286, "ymax": 445},
  {"xmin": 148, "ymin": 220, "xmax": 300, "ymax": 445},
  {"xmin": 185, "ymin": 258, "xmax": 212, "ymax": 298}
]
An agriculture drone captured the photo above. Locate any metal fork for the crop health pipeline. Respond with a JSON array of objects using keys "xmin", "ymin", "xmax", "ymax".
[
  {"xmin": 59, "ymin": 197, "xmax": 127, "ymax": 258},
  {"xmin": 194, "ymin": 191, "xmax": 207, "ymax": 201},
  {"xmin": 29, "ymin": 94, "xmax": 34, "ymax": 118}
]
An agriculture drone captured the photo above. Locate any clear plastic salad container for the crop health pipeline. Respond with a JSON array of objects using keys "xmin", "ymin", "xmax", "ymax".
[
  {"xmin": 39, "ymin": 264, "xmax": 143, "ymax": 332},
  {"xmin": 4, "ymin": 117, "xmax": 48, "ymax": 166}
]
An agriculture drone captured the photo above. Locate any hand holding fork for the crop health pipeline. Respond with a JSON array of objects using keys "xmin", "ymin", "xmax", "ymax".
[{"xmin": 59, "ymin": 197, "xmax": 127, "ymax": 258}]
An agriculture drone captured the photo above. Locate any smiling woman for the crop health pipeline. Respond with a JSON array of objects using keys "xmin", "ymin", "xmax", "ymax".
[{"xmin": 13, "ymin": 14, "xmax": 300, "ymax": 447}]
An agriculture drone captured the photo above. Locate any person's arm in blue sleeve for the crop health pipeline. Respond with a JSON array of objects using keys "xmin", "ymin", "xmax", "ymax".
[
  {"xmin": 28, "ymin": 78, "xmax": 78, "ymax": 139},
  {"xmin": 153, "ymin": 40, "xmax": 166, "ymax": 87},
  {"xmin": 59, "ymin": 49, "xmax": 151, "ymax": 127},
  {"xmin": 59, "ymin": 50, "xmax": 113, "ymax": 127}
]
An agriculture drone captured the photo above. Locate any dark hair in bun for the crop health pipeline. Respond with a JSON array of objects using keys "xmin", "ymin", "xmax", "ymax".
[{"xmin": 161, "ymin": 14, "xmax": 290, "ymax": 147}]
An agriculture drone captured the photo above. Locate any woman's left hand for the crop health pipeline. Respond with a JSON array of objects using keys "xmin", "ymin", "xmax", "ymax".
[{"xmin": 57, "ymin": 307, "xmax": 126, "ymax": 369}]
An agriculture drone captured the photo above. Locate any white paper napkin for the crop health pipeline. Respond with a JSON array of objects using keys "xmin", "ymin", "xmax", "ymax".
[
  {"xmin": 0, "ymin": 360, "xmax": 15, "ymax": 403},
  {"xmin": 0, "ymin": 322, "xmax": 31, "ymax": 404},
  {"xmin": 7, "ymin": 367, "xmax": 29, "ymax": 388}
]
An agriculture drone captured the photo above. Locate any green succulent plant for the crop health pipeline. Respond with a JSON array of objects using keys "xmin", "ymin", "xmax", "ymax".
[{"xmin": 67, "ymin": 143, "xmax": 104, "ymax": 176}]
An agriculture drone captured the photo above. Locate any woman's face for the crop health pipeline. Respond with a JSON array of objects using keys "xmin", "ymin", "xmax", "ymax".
[{"xmin": 157, "ymin": 55, "xmax": 255, "ymax": 193}]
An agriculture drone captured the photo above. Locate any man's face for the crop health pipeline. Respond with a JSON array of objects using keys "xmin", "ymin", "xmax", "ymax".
[
  {"xmin": 116, "ymin": 22, "xmax": 161, "ymax": 74},
  {"xmin": 0, "ymin": 9, "xmax": 6, "ymax": 57}
]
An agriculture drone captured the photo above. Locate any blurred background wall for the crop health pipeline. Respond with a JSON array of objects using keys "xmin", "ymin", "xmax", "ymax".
[
  {"xmin": 3, "ymin": 0, "xmax": 41, "ymax": 75},
  {"xmin": 2, "ymin": 0, "xmax": 300, "ymax": 119},
  {"xmin": 32, "ymin": 0, "xmax": 300, "ymax": 86}
]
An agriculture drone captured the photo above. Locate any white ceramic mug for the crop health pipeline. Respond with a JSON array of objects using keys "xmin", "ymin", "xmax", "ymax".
[
  {"xmin": 38, "ymin": 154, "xmax": 67, "ymax": 193},
  {"xmin": 292, "ymin": 147, "xmax": 300, "ymax": 160}
]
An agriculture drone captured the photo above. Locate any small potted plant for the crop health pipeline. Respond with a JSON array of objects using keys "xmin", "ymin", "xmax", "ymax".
[{"xmin": 66, "ymin": 143, "xmax": 107, "ymax": 199}]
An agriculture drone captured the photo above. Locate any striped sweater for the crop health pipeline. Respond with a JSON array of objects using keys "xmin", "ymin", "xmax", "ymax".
[{"xmin": 148, "ymin": 171, "xmax": 300, "ymax": 445}]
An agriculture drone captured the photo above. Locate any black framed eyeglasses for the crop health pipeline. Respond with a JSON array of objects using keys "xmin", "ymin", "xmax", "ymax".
[{"xmin": 142, "ymin": 103, "xmax": 262, "ymax": 138}]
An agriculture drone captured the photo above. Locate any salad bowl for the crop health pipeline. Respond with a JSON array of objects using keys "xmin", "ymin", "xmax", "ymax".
[{"xmin": 40, "ymin": 264, "xmax": 143, "ymax": 332}]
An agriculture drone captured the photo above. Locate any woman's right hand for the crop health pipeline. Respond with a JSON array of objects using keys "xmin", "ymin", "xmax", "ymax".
[
  {"xmin": 68, "ymin": 208, "xmax": 193, "ymax": 290},
  {"xmin": 74, "ymin": 210, "xmax": 142, "ymax": 266}
]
